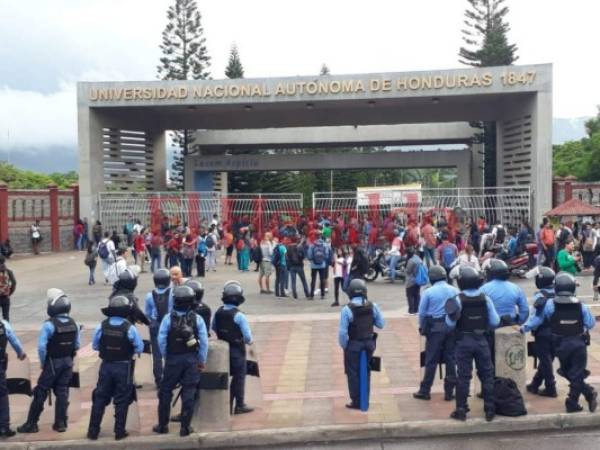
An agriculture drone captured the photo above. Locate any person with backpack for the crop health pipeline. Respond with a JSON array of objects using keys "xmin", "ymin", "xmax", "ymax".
[
  {"xmin": 205, "ymin": 226, "xmax": 219, "ymax": 272},
  {"xmin": 287, "ymin": 238, "xmax": 309, "ymax": 300},
  {"xmin": 414, "ymin": 265, "xmax": 459, "ymax": 401},
  {"xmin": 405, "ymin": 247, "xmax": 424, "ymax": 315},
  {"xmin": 307, "ymin": 231, "xmax": 331, "ymax": 300},
  {"xmin": 84, "ymin": 241, "xmax": 98, "ymax": 285},
  {"xmin": 581, "ymin": 223, "xmax": 596, "ymax": 269},
  {"xmin": 195, "ymin": 233, "xmax": 208, "ymax": 277},
  {"xmin": 98, "ymin": 231, "xmax": 116, "ymax": 285},
  {"xmin": 521, "ymin": 272, "xmax": 597, "ymax": 413},
  {"xmin": 250, "ymin": 238, "xmax": 262, "ymax": 272},
  {"xmin": 272, "ymin": 238, "xmax": 288, "ymax": 298},
  {"xmin": 148, "ymin": 232, "xmax": 163, "ymax": 273},
  {"xmin": 332, "ymin": 246, "xmax": 351, "ymax": 307},
  {"xmin": 0, "ymin": 256, "xmax": 16, "ymax": 321},
  {"xmin": 180, "ymin": 234, "xmax": 197, "ymax": 278},
  {"xmin": 437, "ymin": 233, "xmax": 458, "ymax": 284}
]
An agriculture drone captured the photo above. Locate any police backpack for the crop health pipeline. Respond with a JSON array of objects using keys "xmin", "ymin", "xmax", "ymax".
[{"xmin": 493, "ymin": 377, "xmax": 527, "ymax": 416}]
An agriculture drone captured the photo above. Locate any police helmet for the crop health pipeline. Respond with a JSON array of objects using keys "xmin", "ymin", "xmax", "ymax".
[
  {"xmin": 428, "ymin": 265, "xmax": 447, "ymax": 284},
  {"xmin": 486, "ymin": 258, "xmax": 509, "ymax": 281},
  {"xmin": 185, "ymin": 279, "xmax": 204, "ymax": 304},
  {"xmin": 348, "ymin": 278, "xmax": 368, "ymax": 298},
  {"xmin": 457, "ymin": 266, "xmax": 483, "ymax": 291},
  {"xmin": 102, "ymin": 295, "xmax": 132, "ymax": 318},
  {"xmin": 153, "ymin": 268, "xmax": 170, "ymax": 289},
  {"xmin": 115, "ymin": 267, "xmax": 138, "ymax": 292},
  {"xmin": 173, "ymin": 285, "xmax": 195, "ymax": 311},
  {"xmin": 222, "ymin": 281, "xmax": 245, "ymax": 306},
  {"xmin": 535, "ymin": 267, "xmax": 556, "ymax": 290},
  {"xmin": 555, "ymin": 272, "xmax": 576, "ymax": 296},
  {"xmin": 46, "ymin": 288, "xmax": 71, "ymax": 317}
]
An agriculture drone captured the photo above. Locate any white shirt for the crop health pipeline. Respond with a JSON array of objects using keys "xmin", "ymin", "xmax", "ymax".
[
  {"xmin": 334, "ymin": 256, "xmax": 352, "ymax": 278},
  {"xmin": 107, "ymin": 257, "xmax": 127, "ymax": 284}
]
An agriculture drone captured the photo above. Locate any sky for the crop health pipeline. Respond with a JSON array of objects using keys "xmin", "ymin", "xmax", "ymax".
[{"xmin": 0, "ymin": 0, "xmax": 598, "ymax": 163}]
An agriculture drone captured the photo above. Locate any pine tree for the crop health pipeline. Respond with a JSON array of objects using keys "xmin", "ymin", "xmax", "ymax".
[
  {"xmin": 459, "ymin": 0, "xmax": 518, "ymax": 188},
  {"xmin": 319, "ymin": 64, "xmax": 331, "ymax": 76},
  {"xmin": 225, "ymin": 44, "xmax": 244, "ymax": 78},
  {"xmin": 157, "ymin": 0, "xmax": 211, "ymax": 189}
]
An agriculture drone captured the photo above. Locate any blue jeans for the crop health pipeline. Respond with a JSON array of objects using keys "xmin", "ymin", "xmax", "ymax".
[
  {"xmin": 289, "ymin": 266, "xmax": 309, "ymax": 298},
  {"xmin": 151, "ymin": 253, "xmax": 161, "ymax": 272},
  {"xmin": 89, "ymin": 265, "xmax": 96, "ymax": 284},
  {"xmin": 389, "ymin": 254, "xmax": 400, "ymax": 280},
  {"xmin": 423, "ymin": 247, "xmax": 436, "ymax": 267}
]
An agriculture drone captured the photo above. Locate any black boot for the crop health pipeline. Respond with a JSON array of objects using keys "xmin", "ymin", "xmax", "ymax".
[
  {"xmin": 585, "ymin": 390, "xmax": 598, "ymax": 413},
  {"xmin": 526, "ymin": 383, "xmax": 539, "ymax": 395},
  {"xmin": 0, "ymin": 428, "xmax": 16, "ymax": 438},
  {"xmin": 412, "ymin": 391, "xmax": 431, "ymax": 400},
  {"xmin": 17, "ymin": 422, "xmax": 39, "ymax": 434},
  {"xmin": 234, "ymin": 404, "xmax": 254, "ymax": 414},
  {"xmin": 450, "ymin": 408, "xmax": 467, "ymax": 421},
  {"xmin": 18, "ymin": 397, "xmax": 44, "ymax": 433},
  {"xmin": 52, "ymin": 421, "xmax": 67, "ymax": 433},
  {"xmin": 566, "ymin": 399, "xmax": 583, "ymax": 413},
  {"xmin": 153, "ymin": 424, "xmax": 169, "ymax": 434},
  {"xmin": 538, "ymin": 385, "xmax": 558, "ymax": 398}
]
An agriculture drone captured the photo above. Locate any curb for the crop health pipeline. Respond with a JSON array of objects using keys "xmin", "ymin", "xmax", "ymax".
[{"xmin": 4, "ymin": 411, "xmax": 600, "ymax": 450}]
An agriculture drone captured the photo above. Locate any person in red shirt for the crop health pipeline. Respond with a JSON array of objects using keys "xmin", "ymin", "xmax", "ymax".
[
  {"xmin": 133, "ymin": 231, "xmax": 147, "ymax": 272},
  {"xmin": 166, "ymin": 234, "xmax": 181, "ymax": 268}
]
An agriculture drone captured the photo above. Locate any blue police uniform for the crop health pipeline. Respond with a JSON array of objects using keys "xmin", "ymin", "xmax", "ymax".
[
  {"xmin": 480, "ymin": 279, "xmax": 529, "ymax": 325},
  {"xmin": 144, "ymin": 287, "xmax": 172, "ymax": 387},
  {"xmin": 88, "ymin": 316, "xmax": 144, "ymax": 439},
  {"xmin": 23, "ymin": 314, "xmax": 80, "ymax": 430},
  {"xmin": 0, "ymin": 320, "xmax": 25, "ymax": 434},
  {"xmin": 213, "ymin": 304, "xmax": 253, "ymax": 410},
  {"xmin": 521, "ymin": 288, "xmax": 556, "ymax": 394},
  {"xmin": 338, "ymin": 297, "xmax": 385, "ymax": 408},
  {"xmin": 446, "ymin": 289, "xmax": 500, "ymax": 417},
  {"xmin": 527, "ymin": 298, "xmax": 596, "ymax": 411},
  {"xmin": 156, "ymin": 310, "xmax": 208, "ymax": 432},
  {"xmin": 416, "ymin": 281, "xmax": 459, "ymax": 398}
]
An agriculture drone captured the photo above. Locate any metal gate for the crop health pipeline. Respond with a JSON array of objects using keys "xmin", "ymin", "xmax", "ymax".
[{"xmin": 312, "ymin": 186, "xmax": 531, "ymax": 226}]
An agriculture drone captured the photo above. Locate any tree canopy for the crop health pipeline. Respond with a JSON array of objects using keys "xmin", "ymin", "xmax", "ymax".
[{"xmin": 0, "ymin": 162, "xmax": 78, "ymax": 189}]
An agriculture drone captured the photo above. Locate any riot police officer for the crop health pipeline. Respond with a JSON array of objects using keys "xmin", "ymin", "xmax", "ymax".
[
  {"xmin": 87, "ymin": 295, "xmax": 144, "ymax": 441},
  {"xmin": 338, "ymin": 278, "xmax": 385, "ymax": 410},
  {"xmin": 185, "ymin": 280, "xmax": 211, "ymax": 334},
  {"xmin": 521, "ymin": 267, "xmax": 558, "ymax": 397},
  {"xmin": 481, "ymin": 259, "xmax": 529, "ymax": 326},
  {"xmin": 445, "ymin": 266, "xmax": 500, "ymax": 421},
  {"xmin": 414, "ymin": 265, "xmax": 459, "ymax": 401},
  {"xmin": 524, "ymin": 272, "xmax": 597, "ymax": 413},
  {"xmin": 0, "ymin": 317, "xmax": 26, "ymax": 438},
  {"xmin": 153, "ymin": 286, "xmax": 208, "ymax": 436},
  {"xmin": 213, "ymin": 281, "xmax": 255, "ymax": 414},
  {"xmin": 111, "ymin": 267, "xmax": 150, "ymax": 327},
  {"xmin": 144, "ymin": 268, "xmax": 172, "ymax": 388},
  {"xmin": 18, "ymin": 289, "xmax": 80, "ymax": 434}
]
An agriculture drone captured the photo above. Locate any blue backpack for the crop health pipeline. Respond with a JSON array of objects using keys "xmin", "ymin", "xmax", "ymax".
[
  {"xmin": 441, "ymin": 245, "xmax": 456, "ymax": 269},
  {"xmin": 98, "ymin": 241, "xmax": 110, "ymax": 259},
  {"xmin": 415, "ymin": 262, "xmax": 429, "ymax": 286},
  {"xmin": 272, "ymin": 244, "xmax": 282, "ymax": 267},
  {"xmin": 312, "ymin": 243, "xmax": 326, "ymax": 265}
]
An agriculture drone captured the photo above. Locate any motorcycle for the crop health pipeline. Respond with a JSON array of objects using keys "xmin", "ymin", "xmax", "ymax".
[
  {"xmin": 364, "ymin": 249, "xmax": 406, "ymax": 282},
  {"xmin": 480, "ymin": 243, "xmax": 531, "ymax": 278}
]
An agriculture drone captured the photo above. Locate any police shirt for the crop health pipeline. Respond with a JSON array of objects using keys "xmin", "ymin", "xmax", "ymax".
[
  {"xmin": 38, "ymin": 314, "xmax": 81, "ymax": 363},
  {"xmin": 523, "ymin": 298, "xmax": 595, "ymax": 333},
  {"xmin": 144, "ymin": 287, "xmax": 173, "ymax": 322},
  {"xmin": 480, "ymin": 279, "xmax": 529, "ymax": 324},
  {"xmin": 338, "ymin": 297, "xmax": 385, "ymax": 349},
  {"xmin": 521, "ymin": 288, "xmax": 554, "ymax": 333},
  {"xmin": 0, "ymin": 319, "xmax": 25, "ymax": 359},
  {"xmin": 159, "ymin": 310, "xmax": 209, "ymax": 364},
  {"xmin": 91, "ymin": 317, "xmax": 144, "ymax": 357},
  {"xmin": 211, "ymin": 304, "xmax": 253, "ymax": 345},
  {"xmin": 418, "ymin": 281, "xmax": 459, "ymax": 330},
  {"xmin": 445, "ymin": 288, "xmax": 500, "ymax": 329}
]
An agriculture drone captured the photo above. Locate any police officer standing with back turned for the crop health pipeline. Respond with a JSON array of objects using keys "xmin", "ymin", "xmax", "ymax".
[
  {"xmin": 185, "ymin": 280, "xmax": 211, "ymax": 334},
  {"xmin": 87, "ymin": 295, "xmax": 144, "ymax": 441},
  {"xmin": 18, "ymin": 289, "xmax": 80, "ymax": 434},
  {"xmin": 414, "ymin": 265, "xmax": 459, "ymax": 401},
  {"xmin": 521, "ymin": 267, "xmax": 558, "ymax": 397},
  {"xmin": 153, "ymin": 285, "xmax": 208, "ymax": 437},
  {"xmin": 144, "ymin": 268, "xmax": 172, "ymax": 388},
  {"xmin": 338, "ymin": 278, "xmax": 385, "ymax": 410},
  {"xmin": 213, "ymin": 281, "xmax": 255, "ymax": 414},
  {"xmin": 0, "ymin": 317, "xmax": 26, "ymax": 438},
  {"xmin": 521, "ymin": 272, "xmax": 597, "ymax": 413},
  {"xmin": 445, "ymin": 266, "xmax": 500, "ymax": 422}
]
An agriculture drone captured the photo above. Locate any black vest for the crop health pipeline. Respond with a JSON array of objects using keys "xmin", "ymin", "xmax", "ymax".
[
  {"xmin": 152, "ymin": 288, "xmax": 171, "ymax": 322},
  {"xmin": 167, "ymin": 312, "xmax": 199, "ymax": 355},
  {"xmin": 551, "ymin": 301, "xmax": 584, "ymax": 337},
  {"xmin": 194, "ymin": 303, "xmax": 212, "ymax": 335},
  {"xmin": 99, "ymin": 319, "xmax": 134, "ymax": 362},
  {"xmin": 348, "ymin": 301, "xmax": 374, "ymax": 340},
  {"xmin": 47, "ymin": 317, "xmax": 78, "ymax": 358},
  {"xmin": 456, "ymin": 293, "xmax": 488, "ymax": 333},
  {"xmin": 0, "ymin": 321, "xmax": 7, "ymax": 360},
  {"xmin": 215, "ymin": 306, "xmax": 244, "ymax": 351},
  {"xmin": 533, "ymin": 291, "xmax": 554, "ymax": 336}
]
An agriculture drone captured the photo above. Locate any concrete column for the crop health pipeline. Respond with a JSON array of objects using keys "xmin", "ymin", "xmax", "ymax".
[
  {"xmin": 71, "ymin": 184, "xmax": 80, "ymax": 223},
  {"xmin": 48, "ymin": 184, "xmax": 60, "ymax": 252},
  {"xmin": 494, "ymin": 327, "xmax": 527, "ymax": 392},
  {"xmin": 193, "ymin": 340, "xmax": 231, "ymax": 431},
  {"xmin": 470, "ymin": 143, "xmax": 484, "ymax": 188},
  {"xmin": 149, "ymin": 130, "xmax": 167, "ymax": 191},
  {"xmin": 0, "ymin": 183, "xmax": 8, "ymax": 242},
  {"xmin": 532, "ymin": 91, "xmax": 553, "ymax": 225},
  {"xmin": 78, "ymin": 107, "xmax": 105, "ymax": 224}
]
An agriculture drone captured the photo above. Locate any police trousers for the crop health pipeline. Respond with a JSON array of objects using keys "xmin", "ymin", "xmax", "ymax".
[
  {"xmin": 344, "ymin": 338, "xmax": 376, "ymax": 406},
  {"xmin": 554, "ymin": 335, "xmax": 594, "ymax": 408},
  {"xmin": 530, "ymin": 329, "xmax": 556, "ymax": 390},
  {"xmin": 0, "ymin": 359, "xmax": 9, "ymax": 428},
  {"xmin": 419, "ymin": 322, "xmax": 456, "ymax": 395},
  {"xmin": 158, "ymin": 353, "xmax": 200, "ymax": 429},
  {"xmin": 149, "ymin": 321, "xmax": 163, "ymax": 387},
  {"xmin": 455, "ymin": 333, "xmax": 495, "ymax": 414},
  {"xmin": 229, "ymin": 345, "xmax": 247, "ymax": 408},
  {"xmin": 28, "ymin": 356, "xmax": 73, "ymax": 425},
  {"xmin": 88, "ymin": 361, "xmax": 134, "ymax": 435}
]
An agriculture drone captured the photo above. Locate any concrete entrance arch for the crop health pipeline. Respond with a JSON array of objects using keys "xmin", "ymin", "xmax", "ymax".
[{"xmin": 77, "ymin": 63, "xmax": 552, "ymax": 223}]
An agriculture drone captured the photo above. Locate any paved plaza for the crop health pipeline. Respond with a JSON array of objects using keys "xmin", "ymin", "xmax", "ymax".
[{"xmin": 3, "ymin": 251, "xmax": 600, "ymax": 444}]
